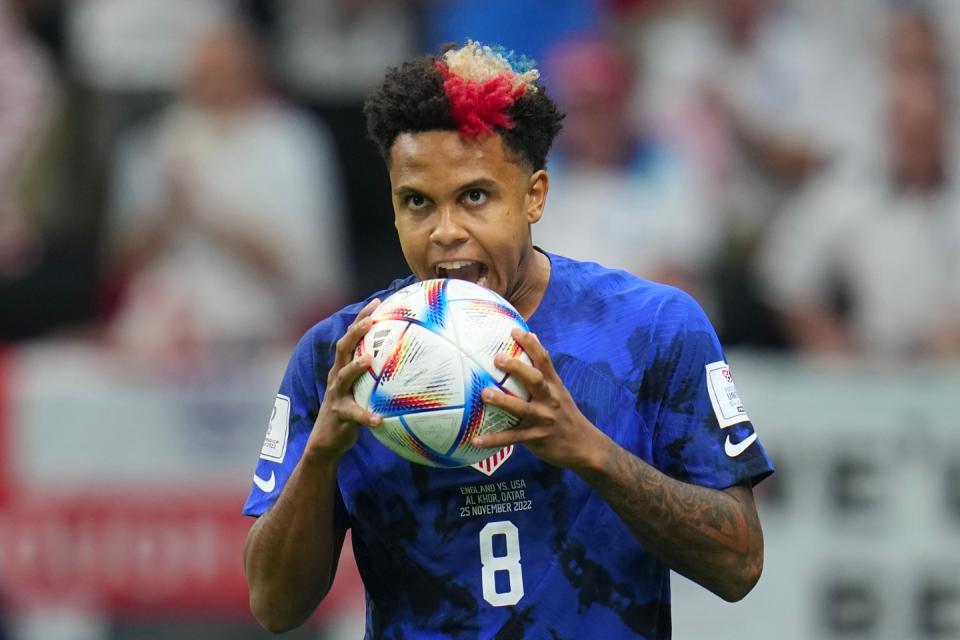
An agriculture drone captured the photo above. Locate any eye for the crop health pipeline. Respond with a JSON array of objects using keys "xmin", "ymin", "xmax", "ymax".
[
  {"xmin": 463, "ymin": 189, "xmax": 488, "ymax": 206},
  {"xmin": 405, "ymin": 193, "xmax": 429, "ymax": 210}
]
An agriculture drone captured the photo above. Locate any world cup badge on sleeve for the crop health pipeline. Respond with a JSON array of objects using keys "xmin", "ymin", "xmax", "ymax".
[{"xmin": 260, "ymin": 394, "xmax": 291, "ymax": 463}]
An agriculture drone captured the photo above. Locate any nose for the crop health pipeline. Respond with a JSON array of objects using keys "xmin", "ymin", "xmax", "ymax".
[{"xmin": 429, "ymin": 207, "xmax": 469, "ymax": 247}]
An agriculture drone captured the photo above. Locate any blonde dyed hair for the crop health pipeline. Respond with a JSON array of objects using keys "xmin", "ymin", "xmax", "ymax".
[{"xmin": 442, "ymin": 41, "xmax": 540, "ymax": 93}]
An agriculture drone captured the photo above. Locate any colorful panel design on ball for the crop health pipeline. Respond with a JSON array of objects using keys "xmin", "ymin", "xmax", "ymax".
[
  {"xmin": 449, "ymin": 298, "xmax": 532, "ymax": 401},
  {"xmin": 368, "ymin": 323, "xmax": 464, "ymax": 417},
  {"xmin": 422, "ymin": 279, "xmax": 448, "ymax": 331}
]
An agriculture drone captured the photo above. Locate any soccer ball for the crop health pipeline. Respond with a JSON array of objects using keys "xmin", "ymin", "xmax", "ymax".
[{"xmin": 352, "ymin": 279, "xmax": 532, "ymax": 467}]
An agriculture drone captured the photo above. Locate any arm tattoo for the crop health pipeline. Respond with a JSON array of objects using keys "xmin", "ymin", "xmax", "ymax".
[{"xmin": 581, "ymin": 438, "xmax": 763, "ymax": 601}]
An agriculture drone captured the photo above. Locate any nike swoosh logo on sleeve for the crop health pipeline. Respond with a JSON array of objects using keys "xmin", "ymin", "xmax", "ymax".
[
  {"xmin": 724, "ymin": 433, "xmax": 758, "ymax": 458},
  {"xmin": 253, "ymin": 471, "xmax": 276, "ymax": 493}
]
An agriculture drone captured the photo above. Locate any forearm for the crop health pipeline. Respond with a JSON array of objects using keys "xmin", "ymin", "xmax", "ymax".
[
  {"xmin": 577, "ymin": 434, "xmax": 763, "ymax": 602},
  {"xmin": 244, "ymin": 455, "xmax": 344, "ymax": 632}
]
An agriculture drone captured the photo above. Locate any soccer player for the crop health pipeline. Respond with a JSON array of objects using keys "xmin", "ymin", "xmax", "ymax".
[{"xmin": 243, "ymin": 42, "xmax": 774, "ymax": 638}]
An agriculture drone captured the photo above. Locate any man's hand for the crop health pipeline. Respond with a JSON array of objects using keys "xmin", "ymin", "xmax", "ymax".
[
  {"xmin": 305, "ymin": 298, "xmax": 383, "ymax": 463},
  {"xmin": 473, "ymin": 329, "xmax": 764, "ymax": 601},
  {"xmin": 471, "ymin": 328, "xmax": 605, "ymax": 471}
]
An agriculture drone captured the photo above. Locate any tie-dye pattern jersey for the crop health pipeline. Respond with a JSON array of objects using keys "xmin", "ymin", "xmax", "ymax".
[{"xmin": 244, "ymin": 252, "xmax": 774, "ymax": 639}]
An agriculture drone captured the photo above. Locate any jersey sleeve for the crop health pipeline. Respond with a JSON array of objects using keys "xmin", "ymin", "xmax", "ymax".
[
  {"xmin": 645, "ymin": 290, "xmax": 774, "ymax": 490},
  {"xmin": 242, "ymin": 324, "xmax": 350, "ymax": 530}
]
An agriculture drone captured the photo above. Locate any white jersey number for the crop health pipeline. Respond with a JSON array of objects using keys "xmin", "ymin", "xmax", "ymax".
[{"xmin": 479, "ymin": 520, "xmax": 524, "ymax": 606}]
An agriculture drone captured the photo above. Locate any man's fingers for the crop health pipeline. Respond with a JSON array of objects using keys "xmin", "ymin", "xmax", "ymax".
[
  {"xmin": 336, "ymin": 402, "xmax": 382, "ymax": 428},
  {"xmin": 333, "ymin": 353, "xmax": 375, "ymax": 393},
  {"xmin": 357, "ymin": 297, "xmax": 381, "ymax": 321},
  {"xmin": 494, "ymin": 351, "xmax": 550, "ymax": 398},
  {"xmin": 332, "ymin": 306, "xmax": 378, "ymax": 371},
  {"xmin": 472, "ymin": 425, "xmax": 548, "ymax": 450},
  {"xmin": 481, "ymin": 387, "xmax": 549, "ymax": 423},
  {"xmin": 511, "ymin": 329, "xmax": 556, "ymax": 376}
]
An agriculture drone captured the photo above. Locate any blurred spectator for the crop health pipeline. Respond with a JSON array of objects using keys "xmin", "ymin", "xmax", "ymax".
[
  {"xmin": 63, "ymin": 0, "xmax": 239, "ymax": 249},
  {"xmin": 887, "ymin": 3, "xmax": 945, "ymax": 78},
  {"xmin": 640, "ymin": 0, "xmax": 850, "ymax": 197},
  {"xmin": 756, "ymin": 8, "xmax": 960, "ymax": 358},
  {"xmin": 267, "ymin": 0, "xmax": 418, "ymax": 296},
  {"xmin": 886, "ymin": 0, "xmax": 960, "ymax": 87},
  {"xmin": 0, "ymin": 0, "xmax": 55, "ymax": 276},
  {"xmin": 635, "ymin": 0, "xmax": 856, "ymax": 344},
  {"xmin": 535, "ymin": 36, "xmax": 719, "ymax": 302},
  {"xmin": 67, "ymin": 0, "xmax": 235, "ymax": 93},
  {"xmin": 104, "ymin": 22, "xmax": 350, "ymax": 362}
]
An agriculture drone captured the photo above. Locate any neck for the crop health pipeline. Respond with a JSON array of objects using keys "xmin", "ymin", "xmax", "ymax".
[{"xmin": 508, "ymin": 247, "xmax": 551, "ymax": 320}]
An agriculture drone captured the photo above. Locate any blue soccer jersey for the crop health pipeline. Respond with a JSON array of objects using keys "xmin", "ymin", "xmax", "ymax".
[{"xmin": 244, "ymin": 252, "xmax": 774, "ymax": 639}]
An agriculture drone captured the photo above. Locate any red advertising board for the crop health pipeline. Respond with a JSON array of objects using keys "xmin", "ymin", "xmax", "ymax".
[
  {"xmin": 0, "ymin": 491, "xmax": 363, "ymax": 616},
  {"xmin": 0, "ymin": 347, "xmax": 363, "ymax": 618}
]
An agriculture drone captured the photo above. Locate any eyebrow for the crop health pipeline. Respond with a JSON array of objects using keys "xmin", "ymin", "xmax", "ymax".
[
  {"xmin": 393, "ymin": 178, "xmax": 498, "ymax": 198},
  {"xmin": 457, "ymin": 178, "xmax": 498, "ymax": 193},
  {"xmin": 392, "ymin": 185, "xmax": 423, "ymax": 197}
]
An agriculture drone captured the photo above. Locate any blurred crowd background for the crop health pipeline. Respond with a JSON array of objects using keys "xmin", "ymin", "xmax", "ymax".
[
  {"xmin": 1, "ymin": 0, "xmax": 959, "ymax": 639},
  {"xmin": 2, "ymin": 0, "xmax": 959, "ymax": 359}
]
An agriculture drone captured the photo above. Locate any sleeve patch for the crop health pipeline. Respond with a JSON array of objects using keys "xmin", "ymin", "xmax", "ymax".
[
  {"xmin": 260, "ymin": 394, "xmax": 291, "ymax": 462},
  {"xmin": 705, "ymin": 361, "xmax": 750, "ymax": 428}
]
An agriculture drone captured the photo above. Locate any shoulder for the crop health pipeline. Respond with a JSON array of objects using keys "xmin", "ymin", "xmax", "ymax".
[
  {"xmin": 547, "ymin": 252, "xmax": 704, "ymax": 325},
  {"xmin": 541, "ymin": 254, "xmax": 715, "ymax": 380}
]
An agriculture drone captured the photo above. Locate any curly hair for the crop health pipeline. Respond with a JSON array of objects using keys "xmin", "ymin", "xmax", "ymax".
[{"xmin": 364, "ymin": 45, "xmax": 564, "ymax": 171}]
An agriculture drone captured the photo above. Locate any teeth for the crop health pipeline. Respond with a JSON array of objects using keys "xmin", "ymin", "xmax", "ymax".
[
  {"xmin": 434, "ymin": 260, "xmax": 488, "ymax": 288},
  {"xmin": 436, "ymin": 260, "xmax": 478, "ymax": 277},
  {"xmin": 437, "ymin": 261, "xmax": 474, "ymax": 270}
]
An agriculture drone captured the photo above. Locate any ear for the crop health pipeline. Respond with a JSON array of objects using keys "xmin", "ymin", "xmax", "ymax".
[{"xmin": 525, "ymin": 169, "xmax": 549, "ymax": 224}]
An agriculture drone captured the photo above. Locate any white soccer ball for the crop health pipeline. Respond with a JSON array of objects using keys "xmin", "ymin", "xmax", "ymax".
[{"xmin": 352, "ymin": 279, "xmax": 532, "ymax": 467}]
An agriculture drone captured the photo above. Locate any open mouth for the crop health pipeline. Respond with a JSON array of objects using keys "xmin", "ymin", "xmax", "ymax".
[{"xmin": 435, "ymin": 261, "xmax": 489, "ymax": 287}]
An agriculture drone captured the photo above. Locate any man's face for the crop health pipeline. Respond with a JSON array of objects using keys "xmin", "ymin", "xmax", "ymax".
[{"xmin": 388, "ymin": 130, "xmax": 548, "ymax": 306}]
